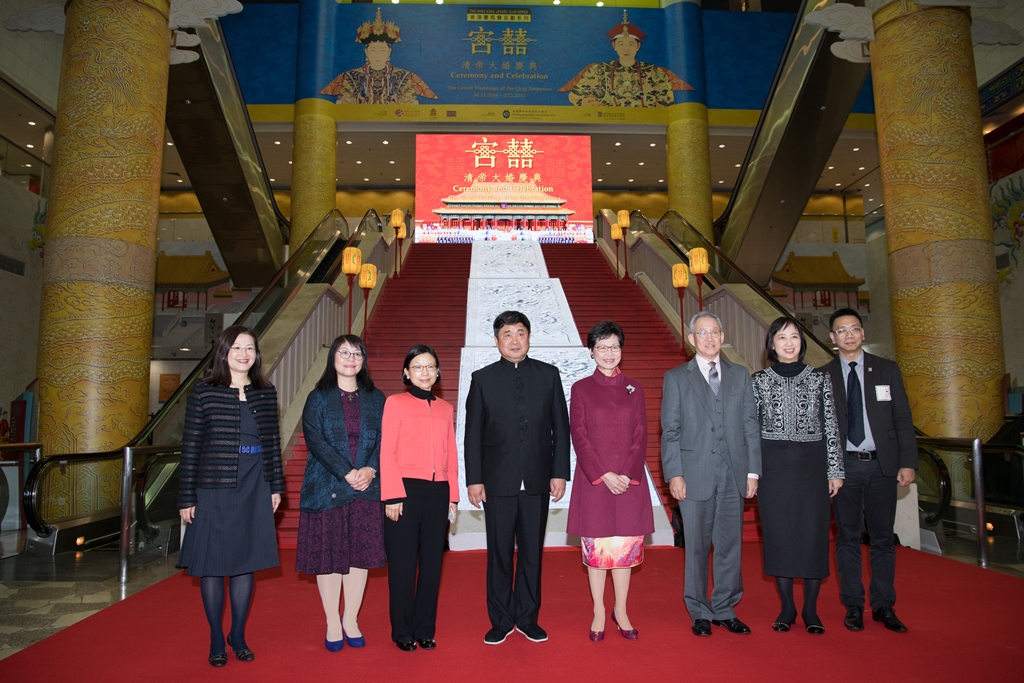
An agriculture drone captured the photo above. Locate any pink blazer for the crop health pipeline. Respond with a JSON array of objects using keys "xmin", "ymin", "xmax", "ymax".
[{"xmin": 380, "ymin": 392, "xmax": 460, "ymax": 502}]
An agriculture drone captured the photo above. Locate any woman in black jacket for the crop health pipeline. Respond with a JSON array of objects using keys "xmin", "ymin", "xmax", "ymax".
[
  {"xmin": 178, "ymin": 325, "xmax": 284, "ymax": 667},
  {"xmin": 296, "ymin": 334, "xmax": 386, "ymax": 651}
]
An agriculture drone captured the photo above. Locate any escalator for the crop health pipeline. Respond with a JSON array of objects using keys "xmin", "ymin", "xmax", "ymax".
[
  {"xmin": 713, "ymin": 0, "xmax": 871, "ymax": 286},
  {"xmin": 166, "ymin": 19, "xmax": 289, "ymax": 288},
  {"xmin": 21, "ymin": 208, "xmax": 394, "ymax": 556}
]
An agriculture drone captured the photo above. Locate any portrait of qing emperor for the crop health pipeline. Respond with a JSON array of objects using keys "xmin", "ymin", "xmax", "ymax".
[
  {"xmin": 320, "ymin": 8, "xmax": 438, "ymax": 105},
  {"xmin": 559, "ymin": 11, "xmax": 692, "ymax": 108}
]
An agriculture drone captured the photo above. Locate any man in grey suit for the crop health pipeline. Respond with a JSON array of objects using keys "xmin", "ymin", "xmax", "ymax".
[{"xmin": 661, "ymin": 311, "xmax": 762, "ymax": 637}]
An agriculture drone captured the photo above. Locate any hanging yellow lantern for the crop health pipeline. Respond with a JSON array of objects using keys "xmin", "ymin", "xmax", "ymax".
[
  {"xmin": 359, "ymin": 263, "xmax": 377, "ymax": 289},
  {"xmin": 390, "ymin": 209, "xmax": 405, "ymax": 225},
  {"xmin": 689, "ymin": 247, "xmax": 710, "ymax": 275},
  {"xmin": 617, "ymin": 210, "xmax": 630, "ymax": 226},
  {"xmin": 342, "ymin": 247, "xmax": 362, "ymax": 275},
  {"xmin": 611, "ymin": 224, "xmax": 623, "ymax": 241},
  {"xmin": 672, "ymin": 263, "xmax": 690, "ymax": 289},
  {"xmin": 395, "ymin": 223, "xmax": 407, "ymax": 240}
]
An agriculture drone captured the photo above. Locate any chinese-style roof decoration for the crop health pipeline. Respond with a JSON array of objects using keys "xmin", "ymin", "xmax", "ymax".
[
  {"xmin": 772, "ymin": 251, "xmax": 864, "ymax": 291},
  {"xmin": 155, "ymin": 251, "xmax": 230, "ymax": 291},
  {"xmin": 607, "ymin": 10, "xmax": 646, "ymax": 41},
  {"xmin": 434, "ymin": 181, "xmax": 574, "ymax": 217},
  {"xmin": 356, "ymin": 8, "xmax": 401, "ymax": 45}
]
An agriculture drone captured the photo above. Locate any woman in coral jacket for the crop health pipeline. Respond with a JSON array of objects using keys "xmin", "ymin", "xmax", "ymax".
[{"xmin": 380, "ymin": 344, "xmax": 459, "ymax": 652}]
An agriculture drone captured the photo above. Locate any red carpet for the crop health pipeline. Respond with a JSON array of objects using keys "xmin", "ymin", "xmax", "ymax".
[{"xmin": 3, "ymin": 544, "xmax": 1021, "ymax": 682}]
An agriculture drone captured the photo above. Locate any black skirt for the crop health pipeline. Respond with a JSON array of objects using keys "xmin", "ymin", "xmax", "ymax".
[
  {"xmin": 758, "ymin": 438, "xmax": 831, "ymax": 579},
  {"xmin": 178, "ymin": 450, "xmax": 279, "ymax": 577}
]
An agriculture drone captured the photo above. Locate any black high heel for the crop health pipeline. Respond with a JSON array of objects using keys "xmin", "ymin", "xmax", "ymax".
[
  {"xmin": 208, "ymin": 653, "xmax": 228, "ymax": 667},
  {"xmin": 227, "ymin": 636, "xmax": 255, "ymax": 662}
]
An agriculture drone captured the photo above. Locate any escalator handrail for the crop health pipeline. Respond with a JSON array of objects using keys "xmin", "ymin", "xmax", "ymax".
[
  {"xmin": 135, "ymin": 449, "xmax": 183, "ymax": 541},
  {"xmin": 713, "ymin": 0, "xmax": 815, "ymax": 233},
  {"xmin": 315, "ymin": 208, "xmax": 385, "ymax": 285},
  {"xmin": 624, "ymin": 211, "xmax": 716, "ymax": 291},
  {"xmin": 205, "ymin": 19, "xmax": 290, "ymax": 239},
  {"xmin": 648, "ymin": 209, "xmax": 835, "ymax": 361},
  {"xmin": 918, "ymin": 446, "xmax": 952, "ymax": 527},
  {"xmin": 22, "ymin": 208, "xmax": 345, "ymax": 536}
]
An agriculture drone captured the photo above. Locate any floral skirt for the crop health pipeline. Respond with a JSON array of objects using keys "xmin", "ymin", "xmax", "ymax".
[
  {"xmin": 581, "ymin": 536, "xmax": 644, "ymax": 569},
  {"xmin": 295, "ymin": 499, "xmax": 386, "ymax": 575}
]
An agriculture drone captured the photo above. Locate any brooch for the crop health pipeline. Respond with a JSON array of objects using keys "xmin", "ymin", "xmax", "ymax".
[{"xmin": 626, "ymin": 385, "xmax": 635, "ymax": 394}]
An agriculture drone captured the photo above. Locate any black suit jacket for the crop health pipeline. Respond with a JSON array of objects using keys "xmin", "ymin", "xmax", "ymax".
[
  {"xmin": 823, "ymin": 352, "xmax": 918, "ymax": 477},
  {"xmin": 464, "ymin": 356, "xmax": 571, "ymax": 496}
]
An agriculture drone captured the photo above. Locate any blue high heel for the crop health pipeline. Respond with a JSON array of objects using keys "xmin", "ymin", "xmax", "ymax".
[
  {"xmin": 325, "ymin": 637, "xmax": 344, "ymax": 652},
  {"xmin": 343, "ymin": 627, "xmax": 366, "ymax": 648}
]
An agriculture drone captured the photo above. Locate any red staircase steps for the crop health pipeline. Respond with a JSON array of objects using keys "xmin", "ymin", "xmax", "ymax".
[
  {"xmin": 540, "ymin": 244, "xmax": 761, "ymax": 541},
  {"xmin": 276, "ymin": 244, "xmax": 472, "ymax": 549}
]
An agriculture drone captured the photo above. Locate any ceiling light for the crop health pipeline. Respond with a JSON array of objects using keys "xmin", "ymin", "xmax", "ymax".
[
  {"xmin": 436, "ymin": 0, "xmax": 442, "ymax": 4},
  {"xmin": 396, "ymin": 177, "xmax": 401, "ymax": 181},
  {"xmin": 658, "ymin": 179, "xmax": 664, "ymax": 183},
  {"xmin": 858, "ymin": 166, "xmax": 865, "ymax": 170},
  {"xmin": 274, "ymin": 140, "xmax": 281, "ymax": 145},
  {"xmin": 270, "ymin": 178, "xmax": 275, "ymax": 182},
  {"xmin": 23, "ymin": 163, "xmax": 31, "ymax": 168},
  {"xmin": 628, "ymin": 179, "xmax": 633, "ymax": 182},
  {"xmin": 389, "ymin": 160, "xmax": 395, "ymax": 164},
  {"xmin": 718, "ymin": 180, "xmax": 724, "ymax": 184},
  {"xmin": 553, "ymin": 0, "xmax": 560, "ymax": 4},
  {"xmin": 392, "ymin": 0, "xmax": 399, "ymax": 3},
  {"xmin": 28, "ymin": 121, "xmax": 36, "ymax": 126},
  {"xmin": 289, "ymin": 161, "xmax": 293, "ymax": 164},
  {"xmin": 853, "ymin": 147, "xmax": 860, "ymax": 151},
  {"xmin": 835, "ymin": 183, "xmax": 841, "ymax": 187},
  {"xmin": 718, "ymin": 144, "xmax": 725, "ymax": 148},
  {"xmin": 383, "ymin": 140, "xmax": 389, "ymax": 145},
  {"xmin": 864, "ymin": 183, "xmax": 870, "ymax": 187},
  {"xmin": 597, "ymin": 178, "xmax": 602, "ymax": 182},
  {"xmin": 638, "ymin": 162, "xmax": 644, "ymax": 166},
  {"xmin": 364, "ymin": 178, "xmax": 369, "ymax": 181},
  {"xmin": 868, "ymin": 198, "xmax": 875, "ymax": 202},
  {"xmin": 614, "ymin": 142, "xmax": 621, "ymax": 146},
  {"xmin": 356, "ymin": 160, "xmax": 362, "ymax": 164},
  {"xmin": 734, "ymin": 163, "xmax": 741, "ymax": 168},
  {"xmin": 177, "ymin": 179, "xmax": 183, "ymax": 183},
  {"xmin": 26, "ymin": 144, "xmax": 34, "ymax": 148},
  {"xmin": 346, "ymin": 140, "xmax": 352, "ymax": 144},
  {"xmin": 596, "ymin": 1, "xmax": 604, "ymax": 6},
  {"xmin": 650, "ymin": 143, "xmax": 656, "ymax": 147},
  {"xmin": 166, "ymin": 142, "xmax": 173, "ymax": 146},
  {"xmin": 180, "ymin": 348, "xmax": 190, "ymax": 352},
  {"xmin": 605, "ymin": 162, "xmax": 611, "ymax": 165},
  {"xmin": 828, "ymin": 166, "xmax": 834, "ymax": 170}
]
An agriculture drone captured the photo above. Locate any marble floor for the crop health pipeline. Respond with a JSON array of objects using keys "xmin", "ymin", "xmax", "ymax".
[{"xmin": 0, "ymin": 530, "xmax": 181, "ymax": 661}]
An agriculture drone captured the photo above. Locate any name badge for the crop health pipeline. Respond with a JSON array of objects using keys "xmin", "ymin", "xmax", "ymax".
[{"xmin": 875, "ymin": 385, "xmax": 892, "ymax": 401}]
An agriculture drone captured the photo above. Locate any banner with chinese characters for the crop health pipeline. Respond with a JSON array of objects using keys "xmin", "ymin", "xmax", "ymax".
[
  {"xmin": 233, "ymin": 2, "xmax": 705, "ymax": 124},
  {"xmin": 414, "ymin": 134, "xmax": 593, "ymax": 243}
]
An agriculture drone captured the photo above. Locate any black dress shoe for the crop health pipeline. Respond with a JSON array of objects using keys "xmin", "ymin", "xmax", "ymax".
[
  {"xmin": 208, "ymin": 653, "xmax": 228, "ymax": 668},
  {"xmin": 691, "ymin": 619, "xmax": 712, "ymax": 636},
  {"xmin": 872, "ymin": 607, "xmax": 908, "ymax": 633},
  {"xmin": 416, "ymin": 638, "xmax": 436, "ymax": 650},
  {"xmin": 711, "ymin": 618, "xmax": 751, "ymax": 634},
  {"xmin": 843, "ymin": 606, "xmax": 864, "ymax": 631},
  {"xmin": 226, "ymin": 636, "xmax": 254, "ymax": 662},
  {"xmin": 396, "ymin": 640, "xmax": 417, "ymax": 652},
  {"xmin": 771, "ymin": 620, "xmax": 794, "ymax": 632}
]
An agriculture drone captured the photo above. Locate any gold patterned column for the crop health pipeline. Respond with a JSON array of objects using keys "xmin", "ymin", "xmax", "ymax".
[
  {"xmin": 872, "ymin": 1, "xmax": 1005, "ymax": 440},
  {"xmin": 667, "ymin": 103, "xmax": 714, "ymax": 241},
  {"xmin": 36, "ymin": 0, "xmax": 170, "ymax": 462},
  {"xmin": 289, "ymin": 98, "xmax": 337, "ymax": 250}
]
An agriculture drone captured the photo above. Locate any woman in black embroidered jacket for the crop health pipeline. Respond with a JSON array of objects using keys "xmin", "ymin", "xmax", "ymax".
[
  {"xmin": 296, "ymin": 335, "xmax": 386, "ymax": 652},
  {"xmin": 177, "ymin": 325, "xmax": 284, "ymax": 667}
]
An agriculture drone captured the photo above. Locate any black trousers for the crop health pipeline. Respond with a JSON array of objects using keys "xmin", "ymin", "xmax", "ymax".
[
  {"xmin": 483, "ymin": 490, "xmax": 549, "ymax": 632},
  {"xmin": 832, "ymin": 455, "xmax": 898, "ymax": 610},
  {"xmin": 383, "ymin": 479, "xmax": 450, "ymax": 642}
]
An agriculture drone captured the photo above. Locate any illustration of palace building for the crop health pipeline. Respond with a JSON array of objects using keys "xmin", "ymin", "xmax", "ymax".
[{"xmin": 431, "ymin": 180, "xmax": 575, "ymax": 231}]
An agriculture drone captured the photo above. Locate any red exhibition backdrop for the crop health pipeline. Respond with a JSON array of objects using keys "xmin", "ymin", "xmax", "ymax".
[{"xmin": 414, "ymin": 134, "xmax": 593, "ymax": 243}]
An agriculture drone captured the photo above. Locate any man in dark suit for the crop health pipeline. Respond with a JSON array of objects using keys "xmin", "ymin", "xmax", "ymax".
[
  {"xmin": 823, "ymin": 308, "xmax": 917, "ymax": 633},
  {"xmin": 661, "ymin": 311, "xmax": 761, "ymax": 637},
  {"xmin": 464, "ymin": 310, "xmax": 571, "ymax": 645}
]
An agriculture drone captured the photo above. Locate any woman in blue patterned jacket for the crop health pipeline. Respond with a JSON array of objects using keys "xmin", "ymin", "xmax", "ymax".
[
  {"xmin": 296, "ymin": 334, "xmax": 386, "ymax": 652},
  {"xmin": 178, "ymin": 325, "xmax": 284, "ymax": 668}
]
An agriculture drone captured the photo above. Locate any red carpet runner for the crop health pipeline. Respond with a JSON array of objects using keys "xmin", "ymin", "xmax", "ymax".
[{"xmin": 3, "ymin": 545, "xmax": 1021, "ymax": 681}]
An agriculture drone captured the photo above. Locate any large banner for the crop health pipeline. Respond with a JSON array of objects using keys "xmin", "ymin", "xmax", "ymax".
[{"xmin": 414, "ymin": 134, "xmax": 593, "ymax": 243}]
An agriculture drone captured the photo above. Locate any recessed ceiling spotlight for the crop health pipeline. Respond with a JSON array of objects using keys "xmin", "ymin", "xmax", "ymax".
[
  {"xmin": 23, "ymin": 163, "xmax": 31, "ymax": 168},
  {"xmin": 270, "ymin": 178, "xmax": 275, "ymax": 182},
  {"xmin": 364, "ymin": 178, "xmax": 370, "ymax": 181},
  {"xmin": 180, "ymin": 348, "xmax": 190, "ymax": 352},
  {"xmin": 868, "ymin": 198, "xmax": 875, "ymax": 202},
  {"xmin": 166, "ymin": 142, "xmax": 173, "ymax": 146},
  {"xmin": 346, "ymin": 140, "xmax": 352, "ymax": 144},
  {"xmin": 718, "ymin": 144, "xmax": 725, "ymax": 148},
  {"xmin": 392, "ymin": 0, "xmax": 399, "ymax": 4},
  {"xmin": 734, "ymin": 163, "xmax": 741, "ymax": 168},
  {"xmin": 26, "ymin": 144, "xmax": 34, "ymax": 148},
  {"xmin": 853, "ymin": 147, "xmax": 860, "ymax": 151},
  {"xmin": 596, "ymin": 1, "xmax": 604, "ymax": 6},
  {"xmin": 274, "ymin": 141, "xmax": 281, "ymax": 145},
  {"xmin": 177, "ymin": 179, "xmax": 183, "ymax": 183},
  {"xmin": 658, "ymin": 179, "xmax": 664, "ymax": 183},
  {"xmin": 289, "ymin": 161, "xmax": 293, "ymax": 164},
  {"xmin": 383, "ymin": 140, "xmax": 389, "ymax": 145},
  {"xmin": 28, "ymin": 121, "xmax": 36, "ymax": 126},
  {"xmin": 835, "ymin": 183, "xmax": 841, "ymax": 187},
  {"xmin": 356, "ymin": 160, "xmax": 362, "ymax": 164},
  {"xmin": 650, "ymin": 143, "xmax": 656, "ymax": 147},
  {"xmin": 864, "ymin": 183, "xmax": 870, "ymax": 187},
  {"xmin": 628, "ymin": 178, "xmax": 633, "ymax": 182},
  {"xmin": 718, "ymin": 180, "xmax": 724, "ymax": 184},
  {"xmin": 396, "ymin": 177, "xmax": 402, "ymax": 181},
  {"xmin": 597, "ymin": 178, "xmax": 603, "ymax": 182},
  {"xmin": 614, "ymin": 142, "xmax": 621, "ymax": 146},
  {"xmin": 389, "ymin": 160, "xmax": 395, "ymax": 164},
  {"xmin": 605, "ymin": 161, "xmax": 611, "ymax": 165},
  {"xmin": 858, "ymin": 166, "xmax": 865, "ymax": 170},
  {"xmin": 638, "ymin": 162, "xmax": 644, "ymax": 166},
  {"xmin": 553, "ymin": 0, "xmax": 560, "ymax": 4},
  {"xmin": 828, "ymin": 166, "xmax": 834, "ymax": 170}
]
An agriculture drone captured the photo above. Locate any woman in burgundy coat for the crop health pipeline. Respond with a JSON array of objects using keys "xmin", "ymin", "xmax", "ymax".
[{"xmin": 567, "ymin": 321, "xmax": 654, "ymax": 642}]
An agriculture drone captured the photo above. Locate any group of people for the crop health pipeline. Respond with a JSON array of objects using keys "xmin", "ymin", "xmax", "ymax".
[{"xmin": 177, "ymin": 305, "xmax": 916, "ymax": 667}]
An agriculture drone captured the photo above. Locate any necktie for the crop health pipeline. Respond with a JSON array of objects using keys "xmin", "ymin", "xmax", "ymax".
[
  {"xmin": 847, "ymin": 361, "xmax": 865, "ymax": 447},
  {"xmin": 708, "ymin": 361, "xmax": 721, "ymax": 395}
]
